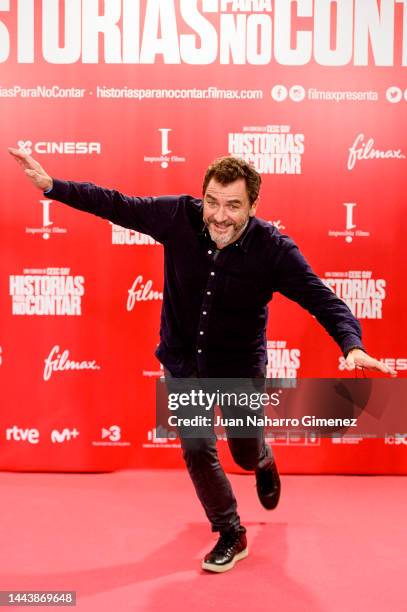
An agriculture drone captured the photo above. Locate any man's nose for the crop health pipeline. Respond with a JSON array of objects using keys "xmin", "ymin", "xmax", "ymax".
[{"xmin": 213, "ymin": 206, "xmax": 228, "ymax": 223}]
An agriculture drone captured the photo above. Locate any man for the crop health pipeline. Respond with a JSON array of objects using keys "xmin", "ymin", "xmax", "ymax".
[{"xmin": 8, "ymin": 148, "xmax": 396, "ymax": 573}]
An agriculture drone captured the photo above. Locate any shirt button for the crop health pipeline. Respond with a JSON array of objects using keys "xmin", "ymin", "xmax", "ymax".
[
  {"xmin": 197, "ymin": 349, "xmax": 202, "ymax": 354},
  {"xmin": 203, "ymin": 311, "xmax": 207, "ymax": 315},
  {"xmin": 207, "ymin": 291, "xmax": 211, "ymax": 295},
  {"xmin": 210, "ymin": 272, "xmax": 215, "ymax": 276},
  {"xmin": 200, "ymin": 331, "xmax": 204, "ymax": 335},
  {"xmin": 208, "ymin": 250, "xmax": 212, "ymax": 255}
]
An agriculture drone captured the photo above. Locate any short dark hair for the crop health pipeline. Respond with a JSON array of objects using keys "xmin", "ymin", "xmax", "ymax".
[{"xmin": 202, "ymin": 156, "xmax": 261, "ymax": 205}]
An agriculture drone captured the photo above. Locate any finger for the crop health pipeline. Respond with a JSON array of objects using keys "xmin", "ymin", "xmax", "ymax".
[
  {"xmin": 25, "ymin": 169, "xmax": 42, "ymax": 183},
  {"xmin": 8, "ymin": 147, "xmax": 40, "ymax": 170},
  {"xmin": 371, "ymin": 361, "xmax": 398, "ymax": 377},
  {"xmin": 13, "ymin": 157, "xmax": 26, "ymax": 169},
  {"xmin": 344, "ymin": 356, "xmax": 355, "ymax": 371},
  {"xmin": 8, "ymin": 147, "xmax": 26, "ymax": 159},
  {"xmin": 357, "ymin": 358, "xmax": 398, "ymax": 378},
  {"xmin": 8, "ymin": 148, "xmax": 26, "ymax": 166}
]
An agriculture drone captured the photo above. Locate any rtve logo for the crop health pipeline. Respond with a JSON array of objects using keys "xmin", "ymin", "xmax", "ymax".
[{"xmin": 6, "ymin": 425, "xmax": 39, "ymax": 444}]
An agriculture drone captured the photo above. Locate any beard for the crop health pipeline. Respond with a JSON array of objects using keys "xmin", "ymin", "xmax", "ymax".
[{"xmin": 206, "ymin": 218, "xmax": 249, "ymax": 248}]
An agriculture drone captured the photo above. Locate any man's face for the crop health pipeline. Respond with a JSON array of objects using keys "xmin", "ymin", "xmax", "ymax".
[{"xmin": 203, "ymin": 178, "xmax": 258, "ymax": 249}]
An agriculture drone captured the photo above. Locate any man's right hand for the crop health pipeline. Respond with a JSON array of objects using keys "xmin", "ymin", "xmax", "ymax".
[{"xmin": 8, "ymin": 147, "xmax": 53, "ymax": 192}]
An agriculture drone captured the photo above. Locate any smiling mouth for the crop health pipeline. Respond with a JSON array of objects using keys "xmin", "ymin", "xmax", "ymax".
[{"xmin": 212, "ymin": 223, "xmax": 232, "ymax": 232}]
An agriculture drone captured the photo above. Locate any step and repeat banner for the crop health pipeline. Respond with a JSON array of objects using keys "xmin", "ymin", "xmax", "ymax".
[{"xmin": 0, "ymin": 0, "xmax": 406, "ymax": 473}]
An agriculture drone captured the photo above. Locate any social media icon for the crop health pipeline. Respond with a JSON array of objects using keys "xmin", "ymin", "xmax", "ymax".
[
  {"xmin": 271, "ymin": 85, "xmax": 288, "ymax": 102},
  {"xmin": 386, "ymin": 86, "xmax": 402, "ymax": 103},
  {"xmin": 289, "ymin": 85, "xmax": 306, "ymax": 102}
]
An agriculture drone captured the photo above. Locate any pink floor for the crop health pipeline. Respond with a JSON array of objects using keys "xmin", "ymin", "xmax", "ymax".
[{"xmin": 0, "ymin": 470, "xmax": 405, "ymax": 611}]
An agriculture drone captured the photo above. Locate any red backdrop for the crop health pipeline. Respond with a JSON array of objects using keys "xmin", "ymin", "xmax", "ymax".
[{"xmin": 0, "ymin": 0, "xmax": 406, "ymax": 473}]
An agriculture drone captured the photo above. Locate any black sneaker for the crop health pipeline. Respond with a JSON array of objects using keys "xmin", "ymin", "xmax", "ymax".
[
  {"xmin": 255, "ymin": 446, "xmax": 281, "ymax": 510},
  {"xmin": 202, "ymin": 526, "xmax": 248, "ymax": 573}
]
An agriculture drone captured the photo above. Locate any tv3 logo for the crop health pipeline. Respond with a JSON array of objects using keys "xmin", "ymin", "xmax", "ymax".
[{"xmin": 102, "ymin": 425, "xmax": 121, "ymax": 441}]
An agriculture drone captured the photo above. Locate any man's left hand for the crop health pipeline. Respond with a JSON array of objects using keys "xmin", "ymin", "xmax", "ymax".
[{"xmin": 345, "ymin": 349, "xmax": 397, "ymax": 377}]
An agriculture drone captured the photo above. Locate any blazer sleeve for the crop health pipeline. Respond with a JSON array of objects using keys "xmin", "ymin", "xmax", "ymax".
[
  {"xmin": 44, "ymin": 178, "xmax": 181, "ymax": 243},
  {"xmin": 272, "ymin": 236, "xmax": 365, "ymax": 357}
]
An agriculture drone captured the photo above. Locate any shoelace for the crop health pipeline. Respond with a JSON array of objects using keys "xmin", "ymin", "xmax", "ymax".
[{"xmin": 213, "ymin": 531, "xmax": 240, "ymax": 554}]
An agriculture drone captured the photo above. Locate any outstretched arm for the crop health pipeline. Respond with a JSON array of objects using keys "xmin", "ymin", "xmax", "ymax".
[
  {"xmin": 8, "ymin": 147, "xmax": 179, "ymax": 242},
  {"xmin": 273, "ymin": 238, "xmax": 396, "ymax": 377}
]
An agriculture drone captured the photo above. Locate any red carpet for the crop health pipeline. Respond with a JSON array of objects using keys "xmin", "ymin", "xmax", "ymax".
[{"xmin": 0, "ymin": 470, "xmax": 405, "ymax": 611}]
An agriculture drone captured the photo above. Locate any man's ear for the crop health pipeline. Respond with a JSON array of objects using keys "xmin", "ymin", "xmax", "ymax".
[{"xmin": 249, "ymin": 197, "xmax": 259, "ymax": 217}]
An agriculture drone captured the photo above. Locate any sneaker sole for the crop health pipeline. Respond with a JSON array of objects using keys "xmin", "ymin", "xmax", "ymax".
[{"xmin": 201, "ymin": 547, "xmax": 248, "ymax": 573}]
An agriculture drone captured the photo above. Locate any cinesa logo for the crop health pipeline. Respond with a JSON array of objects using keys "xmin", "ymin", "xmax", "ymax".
[
  {"xmin": 17, "ymin": 140, "xmax": 101, "ymax": 155},
  {"xmin": 6, "ymin": 426, "xmax": 39, "ymax": 444}
]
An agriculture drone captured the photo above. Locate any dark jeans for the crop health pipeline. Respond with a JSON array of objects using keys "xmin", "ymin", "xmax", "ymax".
[{"xmin": 164, "ymin": 368, "xmax": 273, "ymax": 533}]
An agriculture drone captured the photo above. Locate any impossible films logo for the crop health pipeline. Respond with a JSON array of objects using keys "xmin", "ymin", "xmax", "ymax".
[
  {"xmin": 144, "ymin": 129, "xmax": 186, "ymax": 168},
  {"xmin": 328, "ymin": 203, "xmax": 370, "ymax": 243},
  {"xmin": 25, "ymin": 199, "xmax": 68, "ymax": 240}
]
